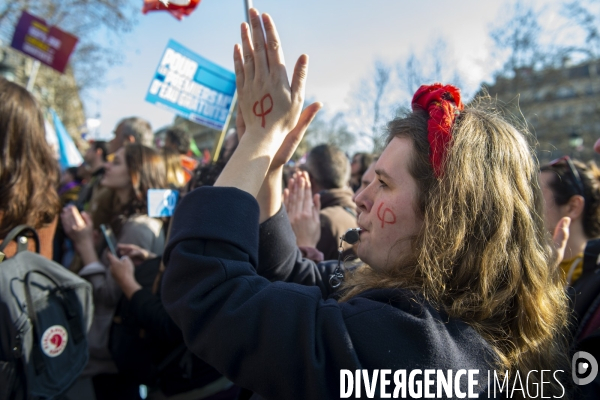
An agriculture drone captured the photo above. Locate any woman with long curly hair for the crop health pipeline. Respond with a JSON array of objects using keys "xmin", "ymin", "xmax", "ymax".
[
  {"xmin": 151, "ymin": 9, "xmax": 571, "ymax": 399},
  {"xmin": 0, "ymin": 78, "xmax": 61, "ymax": 259}
]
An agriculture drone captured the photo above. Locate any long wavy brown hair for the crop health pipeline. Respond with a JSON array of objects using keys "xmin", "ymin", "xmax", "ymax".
[
  {"xmin": 111, "ymin": 144, "xmax": 169, "ymax": 234},
  {"xmin": 0, "ymin": 79, "xmax": 60, "ymax": 236},
  {"xmin": 341, "ymin": 97, "xmax": 570, "ymax": 398}
]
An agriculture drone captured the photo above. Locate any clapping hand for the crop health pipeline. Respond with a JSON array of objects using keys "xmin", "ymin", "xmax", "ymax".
[
  {"xmin": 283, "ymin": 171, "xmax": 321, "ymax": 247},
  {"xmin": 216, "ymin": 9, "xmax": 321, "ymax": 196}
]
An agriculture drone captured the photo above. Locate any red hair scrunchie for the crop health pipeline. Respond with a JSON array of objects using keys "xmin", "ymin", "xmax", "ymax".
[{"xmin": 411, "ymin": 83, "xmax": 464, "ymax": 178}]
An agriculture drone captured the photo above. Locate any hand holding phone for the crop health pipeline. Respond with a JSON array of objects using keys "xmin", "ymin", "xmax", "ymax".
[{"xmin": 100, "ymin": 224, "xmax": 118, "ymax": 257}]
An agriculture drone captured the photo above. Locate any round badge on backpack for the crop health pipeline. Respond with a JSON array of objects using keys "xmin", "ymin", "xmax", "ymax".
[{"xmin": 41, "ymin": 325, "xmax": 68, "ymax": 357}]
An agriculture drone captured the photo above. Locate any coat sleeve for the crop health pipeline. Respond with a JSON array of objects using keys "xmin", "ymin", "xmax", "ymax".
[
  {"xmin": 128, "ymin": 288, "xmax": 183, "ymax": 344},
  {"xmin": 258, "ymin": 205, "xmax": 337, "ymax": 297},
  {"xmin": 161, "ymin": 187, "xmax": 361, "ymax": 400}
]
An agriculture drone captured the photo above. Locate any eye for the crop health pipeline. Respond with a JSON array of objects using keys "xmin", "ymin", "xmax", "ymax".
[{"xmin": 378, "ymin": 179, "xmax": 387, "ymax": 188}]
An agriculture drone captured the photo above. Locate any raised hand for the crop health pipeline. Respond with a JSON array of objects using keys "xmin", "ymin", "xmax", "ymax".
[
  {"xmin": 60, "ymin": 205, "xmax": 99, "ymax": 265},
  {"xmin": 235, "ymin": 98, "xmax": 320, "ymax": 172},
  {"xmin": 216, "ymin": 9, "xmax": 321, "ymax": 197},
  {"xmin": 283, "ymin": 171, "xmax": 321, "ymax": 247},
  {"xmin": 234, "ymin": 10, "xmax": 304, "ymax": 138},
  {"xmin": 61, "ymin": 205, "xmax": 93, "ymax": 245}
]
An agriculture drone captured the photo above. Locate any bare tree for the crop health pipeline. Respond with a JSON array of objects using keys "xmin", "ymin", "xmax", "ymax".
[
  {"xmin": 347, "ymin": 60, "xmax": 394, "ymax": 152},
  {"xmin": 488, "ymin": 2, "xmax": 548, "ymax": 90},
  {"xmin": 298, "ymin": 109, "xmax": 356, "ymax": 157},
  {"xmin": 0, "ymin": 0, "xmax": 138, "ymax": 91},
  {"xmin": 563, "ymin": 0, "xmax": 600, "ymax": 59},
  {"xmin": 482, "ymin": 0, "xmax": 600, "ymax": 162},
  {"xmin": 397, "ymin": 38, "xmax": 465, "ymax": 102}
]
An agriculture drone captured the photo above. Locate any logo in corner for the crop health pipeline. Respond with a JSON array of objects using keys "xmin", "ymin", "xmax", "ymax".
[
  {"xmin": 41, "ymin": 325, "xmax": 68, "ymax": 357},
  {"xmin": 572, "ymin": 351, "xmax": 598, "ymax": 385}
]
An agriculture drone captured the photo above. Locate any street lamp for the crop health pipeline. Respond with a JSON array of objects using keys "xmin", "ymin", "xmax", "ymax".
[{"xmin": 569, "ymin": 131, "xmax": 583, "ymax": 158}]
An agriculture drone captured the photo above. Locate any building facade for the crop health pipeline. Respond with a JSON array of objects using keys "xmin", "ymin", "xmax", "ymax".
[{"xmin": 480, "ymin": 60, "xmax": 600, "ymax": 163}]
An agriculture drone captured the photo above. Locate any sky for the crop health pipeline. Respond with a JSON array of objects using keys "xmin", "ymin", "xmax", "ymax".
[{"xmin": 84, "ymin": 0, "xmax": 554, "ymax": 141}]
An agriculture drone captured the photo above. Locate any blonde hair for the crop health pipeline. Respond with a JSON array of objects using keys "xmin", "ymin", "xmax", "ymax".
[
  {"xmin": 341, "ymin": 98, "xmax": 570, "ymax": 398},
  {"xmin": 162, "ymin": 147, "xmax": 186, "ymax": 188}
]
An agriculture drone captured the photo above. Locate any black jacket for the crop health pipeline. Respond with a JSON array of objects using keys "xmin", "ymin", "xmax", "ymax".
[{"xmin": 162, "ymin": 187, "xmax": 498, "ymax": 400}]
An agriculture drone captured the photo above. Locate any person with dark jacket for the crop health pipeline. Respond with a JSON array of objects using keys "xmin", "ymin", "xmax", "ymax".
[
  {"xmin": 107, "ymin": 244, "xmax": 239, "ymax": 399},
  {"xmin": 303, "ymin": 144, "xmax": 357, "ymax": 260},
  {"xmin": 160, "ymin": 9, "xmax": 570, "ymax": 400}
]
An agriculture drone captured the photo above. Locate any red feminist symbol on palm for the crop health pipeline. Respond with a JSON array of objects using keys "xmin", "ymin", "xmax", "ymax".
[
  {"xmin": 377, "ymin": 202, "xmax": 396, "ymax": 228},
  {"xmin": 253, "ymin": 94, "xmax": 274, "ymax": 128}
]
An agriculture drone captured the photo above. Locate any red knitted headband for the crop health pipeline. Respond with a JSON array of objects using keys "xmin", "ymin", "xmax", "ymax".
[{"xmin": 411, "ymin": 83, "xmax": 464, "ymax": 178}]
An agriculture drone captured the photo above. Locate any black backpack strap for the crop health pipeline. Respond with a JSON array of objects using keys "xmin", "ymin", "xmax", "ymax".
[
  {"xmin": 23, "ymin": 271, "xmax": 46, "ymax": 375},
  {"xmin": 0, "ymin": 225, "xmax": 40, "ymax": 254}
]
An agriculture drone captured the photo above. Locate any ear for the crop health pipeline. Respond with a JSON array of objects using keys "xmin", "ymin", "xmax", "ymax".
[
  {"xmin": 125, "ymin": 135, "xmax": 136, "ymax": 144},
  {"xmin": 565, "ymin": 195, "xmax": 585, "ymax": 220}
]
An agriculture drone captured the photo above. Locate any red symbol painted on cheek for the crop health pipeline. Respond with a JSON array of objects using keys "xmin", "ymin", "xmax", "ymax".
[
  {"xmin": 252, "ymin": 94, "xmax": 274, "ymax": 128},
  {"xmin": 377, "ymin": 202, "xmax": 396, "ymax": 228}
]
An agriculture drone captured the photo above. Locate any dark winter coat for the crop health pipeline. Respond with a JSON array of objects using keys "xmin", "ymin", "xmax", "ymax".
[{"xmin": 162, "ymin": 187, "xmax": 498, "ymax": 400}]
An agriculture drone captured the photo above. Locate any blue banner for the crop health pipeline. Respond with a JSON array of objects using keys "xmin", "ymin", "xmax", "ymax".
[{"xmin": 145, "ymin": 40, "xmax": 236, "ymax": 130}]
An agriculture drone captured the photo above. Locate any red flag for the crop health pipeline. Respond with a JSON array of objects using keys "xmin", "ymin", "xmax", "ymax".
[{"xmin": 143, "ymin": 0, "xmax": 201, "ymax": 21}]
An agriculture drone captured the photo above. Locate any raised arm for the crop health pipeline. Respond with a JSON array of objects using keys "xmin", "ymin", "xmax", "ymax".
[{"xmin": 215, "ymin": 10, "xmax": 320, "ymax": 220}]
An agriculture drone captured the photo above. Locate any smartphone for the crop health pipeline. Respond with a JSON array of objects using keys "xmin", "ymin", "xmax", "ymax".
[{"xmin": 99, "ymin": 224, "xmax": 118, "ymax": 257}]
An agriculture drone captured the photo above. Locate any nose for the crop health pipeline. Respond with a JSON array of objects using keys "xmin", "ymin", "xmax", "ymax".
[{"xmin": 354, "ymin": 179, "xmax": 375, "ymax": 215}]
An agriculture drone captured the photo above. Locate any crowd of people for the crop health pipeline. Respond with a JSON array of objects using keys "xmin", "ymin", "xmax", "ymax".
[{"xmin": 3, "ymin": 8, "xmax": 600, "ymax": 400}]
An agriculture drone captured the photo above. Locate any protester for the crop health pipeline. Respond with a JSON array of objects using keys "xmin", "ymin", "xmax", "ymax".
[
  {"xmin": 540, "ymin": 156, "xmax": 600, "ymax": 400},
  {"xmin": 58, "ymin": 167, "xmax": 84, "ymax": 206},
  {"xmin": 69, "ymin": 118, "xmax": 155, "ymax": 274},
  {"xmin": 54, "ymin": 166, "xmax": 85, "ymax": 265},
  {"xmin": 62, "ymin": 144, "xmax": 168, "ymax": 400},
  {"xmin": 0, "ymin": 78, "xmax": 61, "ymax": 259},
  {"xmin": 91, "ymin": 117, "xmax": 154, "ymax": 232},
  {"xmin": 349, "ymin": 152, "xmax": 374, "ymax": 192},
  {"xmin": 283, "ymin": 171, "xmax": 323, "ymax": 261},
  {"xmin": 106, "ymin": 146, "xmax": 245, "ymax": 399},
  {"xmin": 108, "ymin": 116, "xmax": 154, "ymax": 154},
  {"xmin": 540, "ymin": 157, "xmax": 600, "ymax": 286},
  {"xmin": 303, "ymin": 144, "xmax": 358, "ymax": 259},
  {"xmin": 352, "ymin": 158, "xmax": 376, "ymax": 205},
  {"xmin": 161, "ymin": 10, "xmax": 571, "ymax": 399},
  {"xmin": 77, "ymin": 140, "xmax": 109, "ymax": 211},
  {"xmin": 106, "ymin": 243, "xmax": 240, "ymax": 400}
]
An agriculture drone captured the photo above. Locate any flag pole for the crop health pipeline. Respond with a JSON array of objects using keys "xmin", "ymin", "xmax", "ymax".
[
  {"xmin": 211, "ymin": 1, "xmax": 252, "ymax": 163},
  {"xmin": 26, "ymin": 60, "xmax": 41, "ymax": 92}
]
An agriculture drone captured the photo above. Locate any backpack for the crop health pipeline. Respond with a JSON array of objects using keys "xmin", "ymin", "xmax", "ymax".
[{"xmin": 0, "ymin": 225, "xmax": 93, "ymax": 399}]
